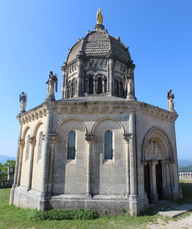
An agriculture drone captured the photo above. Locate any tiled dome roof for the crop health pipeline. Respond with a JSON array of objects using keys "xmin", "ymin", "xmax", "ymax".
[{"xmin": 66, "ymin": 30, "xmax": 132, "ymax": 65}]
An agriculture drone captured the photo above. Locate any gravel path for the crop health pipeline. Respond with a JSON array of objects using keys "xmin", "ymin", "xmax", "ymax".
[{"xmin": 147, "ymin": 213, "xmax": 192, "ymax": 229}]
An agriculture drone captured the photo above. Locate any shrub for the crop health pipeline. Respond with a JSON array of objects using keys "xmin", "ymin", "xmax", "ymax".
[{"xmin": 28, "ymin": 208, "xmax": 99, "ymax": 221}]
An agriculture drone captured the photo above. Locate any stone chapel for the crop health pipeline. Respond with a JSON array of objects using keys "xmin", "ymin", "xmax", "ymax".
[{"xmin": 10, "ymin": 13, "xmax": 182, "ymax": 216}]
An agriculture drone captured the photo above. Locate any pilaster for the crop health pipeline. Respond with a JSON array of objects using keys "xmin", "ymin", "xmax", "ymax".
[
  {"xmin": 10, "ymin": 117, "xmax": 23, "ymax": 205},
  {"xmin": 48, "ymin": 133, "xmax": 57, "ymax": 194},
  {"xmin": 123, "ymin": 133, "xmax": 132, "ymax": 196},
  {"xmin": 107, "ymin": 57, "xmax": 114, "ymax": 96},
  {"xmin": 16, "ymin": 139, "xmax": 24, "ymax": 187},
  {"xmin": 128, "ymin": 108, "xmax": 138, "ymax": 216},
  {"xmin": 76, "ymin": 52, "xmax": 83, "ymax": 97},
  {"xmin": 39, "ymin": 107, "xmax": 53, "ymax": 210},
  {"xmin": 61, "ymin": 62, "xmax": 67, "ymax": 99},
  {"xmin": 13, "ymin": 118, "xmax": 23, "ymax": 188},
  {"xmin": 85, "ymin": 133, "xmax": 94, "ymax": 197},
  {"xmin": 27, "ymin": 137, "xmax": 36, "ymax": 191}
]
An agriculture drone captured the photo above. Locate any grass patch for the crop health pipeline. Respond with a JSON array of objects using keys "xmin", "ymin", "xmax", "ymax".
[{"xmin": 0, "ymin": 181, "xmax": 191, "ymax": 228}]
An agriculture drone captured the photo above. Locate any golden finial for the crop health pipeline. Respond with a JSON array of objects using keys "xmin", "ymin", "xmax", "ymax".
[{"xmin": 96, "ymin": 8, "xmax": 105, "ymax": 24}]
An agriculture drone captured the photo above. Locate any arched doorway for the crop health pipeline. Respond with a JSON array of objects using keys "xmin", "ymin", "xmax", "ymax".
[{"xmin": 156, "ymin": 160, "xmax": 163, "ymax": 200}]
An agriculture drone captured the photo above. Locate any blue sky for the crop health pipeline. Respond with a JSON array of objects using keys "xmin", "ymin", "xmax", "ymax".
[{"xmin": 0, "ymin": 0, "xmax": 192, "ymax": 159}]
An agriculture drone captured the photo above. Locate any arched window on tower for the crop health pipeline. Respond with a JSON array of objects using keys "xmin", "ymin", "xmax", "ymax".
[
  {"xmin": 89, "ymin": 77, "xmax": 93, "ymax": 94},
  {"xmin": 37, "ymin": 132, "xmax": 44, "ymax": 161},
  {"xmin": 71, "ymin": 82, "xmax": 74, "ymax": 97},
  {"xmin": 98, "ymin": 77, "xmax": 102, "ymax": 94},
  {"xmin": 105, "ymin": 130, "xmax": 113, "ymax": 160},
  {"xmin": 67, "ymin": 131, "xmax": 76, "ymax": 160},
  {"xmin": 104, "ymin": 79, "xmax": 107, "ymax": 93},
  {"xmin": 116, "ymin": 81, "xmax": 119, "ymax": 96}
]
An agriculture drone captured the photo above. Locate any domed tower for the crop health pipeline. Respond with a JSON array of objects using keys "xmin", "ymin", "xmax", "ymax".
[{"xmin": 61, "ymin": 24, "xmax": 136, "ymax": 101}]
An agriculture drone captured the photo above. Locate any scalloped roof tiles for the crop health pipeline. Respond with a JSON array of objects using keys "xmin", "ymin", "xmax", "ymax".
[{"xmin": 66, "ymin": 30, "xmax": 131, "ymax": 65}]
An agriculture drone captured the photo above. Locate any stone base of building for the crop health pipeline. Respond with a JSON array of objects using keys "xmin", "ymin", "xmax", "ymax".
[{"xmin": 10, "ymin": 187, "xmax": 150, "ymax": 216}]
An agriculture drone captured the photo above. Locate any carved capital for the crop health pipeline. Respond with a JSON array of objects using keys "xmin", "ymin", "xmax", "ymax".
[
  {"xmin": 160, "ymin": 160, "xmax": 166, "ymax": 165},
  {"xmin": 48, "ymin": 133, "xmax": 57, "ymax": 143},
  {"xmin": 171, "ymin": 158, "xmax": 175, "ymax": 164},
  {"xmin": 19, "ymin": 139, "xmax": 24, "ymax": 147},
  {"xmin": 85, "ymin": 133, "xmax": 94, "ymax": 142},
  {"xmin": 42, "ymin": 134, "xmax": 45, "ymax": 141},
  {"xmin": 28, "ymin": 137, "xmax": 36, "ymax": 146},
  {"xmin": 123, "ymin": 133, "xmax": 132, "ymax": 142},
  {"xmin": 151, "ymin": 159, "xmax": 159, "ymax": 165},
  {"xmin": 141, "ymin": 160, "xmax": 148, "ymax": 166}
]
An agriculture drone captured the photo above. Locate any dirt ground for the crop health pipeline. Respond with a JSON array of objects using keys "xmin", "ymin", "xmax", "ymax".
[{"xmin": 147, "ymin": 213, "xmax": 192, "ymax": 229}]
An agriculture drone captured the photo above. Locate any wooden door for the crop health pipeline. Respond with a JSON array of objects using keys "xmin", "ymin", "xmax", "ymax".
[
  {"xmin": 156, "ymin": 161, "xmax": 163, "ymax": 200},
  {"xmin": 144, "ymin": 164, "xmax": 151, "ymax": 203}
]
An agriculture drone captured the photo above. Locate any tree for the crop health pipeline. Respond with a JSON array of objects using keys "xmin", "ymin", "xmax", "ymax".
[{"xmin": 0, "ymin": 159, "xmax": 16, "ymax": 180}]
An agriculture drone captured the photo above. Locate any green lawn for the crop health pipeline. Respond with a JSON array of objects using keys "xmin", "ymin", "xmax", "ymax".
[{"xmin": 0, "ymin": 181, "xmax": 191, "ymax": 229}]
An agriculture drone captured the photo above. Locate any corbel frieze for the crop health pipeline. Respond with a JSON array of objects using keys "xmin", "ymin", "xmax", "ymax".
[
  {"xmin": 20, "ymin": 108, "xmax": 47, "ymax": 125},
  {"xmin": 119, "ymin": 107, "xmax": 124, "ymax": 114},
  {"xmin": 77, "ymin": 106, "xmax": 83, "ymax": 114},
  {"xmin": 88, "ymin": 106, "xmax": 92, "ymax": 114},
  {"xmin": 109, "ymin": 106, "xmax": 113, "ymax": 114},
  {"xmin": 136, "ymin": 107, "xmax": 177, "ymax": 124},
  {"xmin": 99, "ymin": 106, "xmax": 103, "ymax": 114}
]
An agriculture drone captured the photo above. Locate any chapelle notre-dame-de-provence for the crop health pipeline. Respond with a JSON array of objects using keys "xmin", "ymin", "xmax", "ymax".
[{"xmin": 10, "ymin": 9, "xmax": 182, "ymax": 216}]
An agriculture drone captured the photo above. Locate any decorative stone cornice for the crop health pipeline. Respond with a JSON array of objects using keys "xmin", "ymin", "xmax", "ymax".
[
  {"xmin": 136, "ymin": 103, "xmax": 178, "ymax": 123},
  {"xmin": 85, "ymin": 133, "xmax": 94, "ymax": 142},
  {"xmin": 123, "ymin": 133, "xmax": 132, "ymax": 142}
]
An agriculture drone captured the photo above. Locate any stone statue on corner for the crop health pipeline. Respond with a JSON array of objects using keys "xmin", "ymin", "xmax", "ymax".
[
  {"xmin": 123, "ymin": 69, "xmax": 135, "ymax": 100},
  {"xmin": 19, "ymin": 92, "xmax": 27, "ymax": 113},
  {"xmin": 46, "ymin": 71, "xmax": 58, "ymax": 101},
  {"xmin": 167, "ymin": 89, "xmax": 175, "ymax": 112}
]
